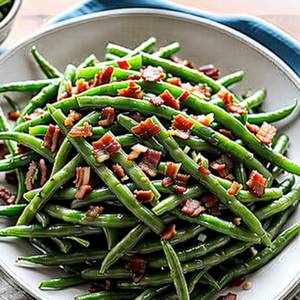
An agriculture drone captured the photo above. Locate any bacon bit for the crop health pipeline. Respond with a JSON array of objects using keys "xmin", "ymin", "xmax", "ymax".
[
  {"xmin": 8, "ymin": 111, "xmax": 20, "ymax": 121},
  {"xmin": 126, "ymin": 74, "xmax": 142, "ymax": 80},
  {"xmin": 228, "ymin": 181, "xmax": 242, "ymax": 196},
  {"xmin": 161, "ymin": 176, "xmax": 174, "ymax": 187},
  {"xmin": 25, "ymin": 161, "xmax": 39, "ymax": 191},
  {"xmin": 58, "ymin": 92, "xmax": 69, "ymax": 101},
  {"xmin": 256, "ymin": 121, "xmax": 277, "ymax": 144},
  {"xmin": 171, "ymin": 56, "xmax": 195, "ymax": 69},
  {"xmin": 138, "ymin": 149, "xmax": 162, "ymax": 177},
  {"xmin": 192, "ymin": 113, "xmax": 214, "ymax": 127},
  {"xmin": 194, "ymin": 84, "xmax": 213, "ymax": 99},
  {"xmin": 0, "ymin": 143, "xmax": 9, "ymax": 159},
  {"xmin": 98, "ymin": 107, "xmax": 115, "ymax": 127},
  {"xmin": 202, "ymin": 194, "xmax": 219, "ymax": 209},
  {"xmin": 69, "ymin": 122, "xmax": 93, "ymax": 138},
  {"xmin": 246, "ymin": 122, "xmax": 260, "ymax": 134},
  {"xmin": 218, "ymin": 91, "xmax": 248, "ymax": 115},
  {"xmin": 246, "ymin": 170, "xmax": 267, "ymax": 198},
  {"xmin": 129, "ymin": 111, "xmax": 144, "ymax": 122},
  {"xmin": 198, "ymin": 164, "xmax": 211, "ymax": 175},
  {"xmin": 174, "ymin": 173, "xmax": 190, "ymax": 194},
  {"xmin": 216, "ymin": 292, "xmax": 237, "ymax": 300},
  {"xmin": 74, "ymin": 79, "xmax": 90, "ymax": 94},
  {"xmin": 134, "ymin": 190, "xmax": 154, "ymax": 203},
  {"xmin": 167, "ymin": 77, "xmax": 182, "ymax": 86},
  {"xmin": 210, "ymin": 154, "xmax": 234, "ymax": 179},
  {"xmin": 233, "ymin": 217, "xmax": 242, "ymax": 226},
  {"xmin": 88, "ymin": 283, "xmax": 102, "ymax": 293},
  {"xmin": 229, "ymin": 276, "xmax": 246, "ymax": 287},
  {"xmin": 181, "ymin": 198, "xmax": 205, "ymax": 216},
  {"xmin": 65, "ymin": 80, "xmax": 73, "ymax": 94},
  {"xmin": 167, "ymin": 115, "xmax": 194, "ymax": 140},
  {"xmin": 199, "ymin": 64, "xmax": 220, "ymax": 79},
  {"xmin": 162, "ymin": 224, "xmax": 177, "ymax": 240},
  {"xmin": 24, "ymin": 108, "xmax": 44, "ymax": 121},
  {"xmin": 92, "ymin": 133, "xmax": 121, "ymax": 163},
  {"xmin": 128, "ymin": 144, "xmax": 148, "ymax": 161},
  {"xmin": 220, "ymin": 129, "xmax": 234, "ymax": 140},
  {"xmin": 64, "ymin": 110, "xmax": 83, "ymax": 127},
  {"xmin": 118, "ymin": 81, "xmax": 144, "ymax": 99},
  {"xmin": 51, "ymin": 127, "xmax": 61, "ymax": 153},
  {"xmin": 159, "ymin": 90, "xmax": 180, "ymax": 110},
  {"xmin": 117, "ymin": 60, "xmax": 131, "ymax": 70},
  {"xmin": 74, "ymin": 167, "xmax": 91, "ymax": 188},
  {"xmin": 141, "ymin": 66, "xmax": 165, "ymax": 82},
  {"xmin": 164, "ymin": 162, "xmax": 181, "ymax": 179},
  {"xmin": 0, "ymin": 188, "xmax": 16, "ymax": 204},
  {"xmin": 18, "ymin": 145, "xmax": 31, "ymax": 154},
  {"xmin": 149, "ymin": 96, "xmax": 164, "ymax": 108},
  {"xmin": 112, "ymin": 164, "xmax": 126, "ymax": 179},
  {"xmin": 42, "ymin": 125, "xmax": 62, "ymax": 153},
  {"xmin": 132, "ymin": 118, "xmax": 161, "ymax": 141},
  {"xmin": 93, "ymin": 66, "xmax": 114, "ymax": 87},
  {"xmin": 125, "ymin": 256, "xmax": 148, "ymax": 283},
  {"xmin": 39, "ymin": 159, "xmax": 48, "ymax": 186},
  {"xmin": 209, "ymin": 206, "xmax": 222, "ymax": 216},
  {"xmin": 105, "ymin": 279, "xmax": 115, "ymax": 291},
  {"xmin": 178, "ymin": 90, "xmax": 190, "ymax": 103},
  {"xmin": 76, "ymin": 185, "xmax": 93, "ymax": 200},
  {"xmin": 5, "ymin": 171, "xmax": 17, "ymax": 186},
  {"xmin": 86, "ymin": 205, "xmax": 104, "ymax": 217}
]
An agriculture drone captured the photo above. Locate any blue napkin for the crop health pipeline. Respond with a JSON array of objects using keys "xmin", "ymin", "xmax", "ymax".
[{"xmin": 50, "ymin": 0, "xmax": 300, "ymax": 77}]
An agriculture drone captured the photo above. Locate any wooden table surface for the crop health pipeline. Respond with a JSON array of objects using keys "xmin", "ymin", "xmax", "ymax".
[{"xmin": 3, "ymin": 0, "xmax": 300, "ymax": 48}]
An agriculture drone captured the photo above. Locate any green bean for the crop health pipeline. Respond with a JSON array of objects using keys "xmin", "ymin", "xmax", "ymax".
[
  {"xmin": 238, "ymin": 88, "xmax": 267, "ymax": 109},
  {"xmin": 125, "ymin": 36, "xmax": 157, "ymax": 57},
  {"xmin": 51, "ymin": 237, "xmax": 72, "ymax": 254},
  {"xmin": 39, "ymin": 275, "xmax": 86, "ymax": 290},
  {"xmin": 151, "ymin": 116, "xmax": 271, "ymax": 247},
  {"xmin": 233, "ymin": 160, "xmax": 247, "ymax": 189},
  {"xmin": 16, "ymin": 154, "xmax": 83, "ymax": 226},
  {"xmin": 2, "ymin": 94, "xmax": 20, "ymax": 112},
  {"xmin": 31, "ymin": 46, "xmax": 63, "ymax": 78},
  {"xmin": 0, "ymin": 151, "xmax": 37, "ymax": 171},
  {"xmin": 216, "ymin": 70, "xmax": 245, "ymax": 87},
  {"xmin": 0, "ymin": 204, "xmax": 26, "ymax": 217},
  {"xmin": 44, "ymin": 203, "xmax": 139, "ymax": 228},
  {"xmin": 103, "ymin": 227, "xmax": 119, "ymax": 250},
  {"xmin": 57, "ymin": 64, "xmax": 77, "ymax": 101},
  {"xmin": 75, "ymin": 291, "xmax": 136, "ymax": 300},
  {"xmin": 0, "ymin": 132, "xmax": 54, "ymax": 162},
  {"xmin": 152, "ymin": 42, "xmax": 180, "ymax": 58},
  {"xmin": 237, "ymin": 187, "xmax": 284, "ymax": 203},
  {"xmin": 105, "ymin": 52, "xmax": 121, "ymax": 61},
  {"xmin": 99, "ymin": 54, "xmax": 142, "ymax": 70},
  {"xmin": 76, "ymin": 54, "xmax": 98, "ymax": 71},
  {"xmin": 134, "ymin": 285, "xmax": 171, "ymax": 300},
  {"xmin": 0, "ymin": 223, "xmax": 103, "ymax": 238},
  {"xmin": 49, "ymin": 107, "xmax": 166, "ymax": 235},
  {"xmin": 161, "ymin": 239, "xmax": 190, "ymax": 300}
]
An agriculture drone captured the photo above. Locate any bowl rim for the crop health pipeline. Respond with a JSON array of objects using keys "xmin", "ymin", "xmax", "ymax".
[{"xmin": 1, "ymin": 0, "xmax": 23, "ymax": 29}]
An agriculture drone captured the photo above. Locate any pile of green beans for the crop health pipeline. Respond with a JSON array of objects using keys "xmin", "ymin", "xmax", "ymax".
[{"xmin": 0, "ymin": 36, "xmax": 299, "ymax": 300}]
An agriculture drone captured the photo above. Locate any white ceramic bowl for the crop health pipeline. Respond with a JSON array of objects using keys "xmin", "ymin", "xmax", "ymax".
[{"xmin": 0, "ymin": 8, "xmax": 300, "ymax": 300}]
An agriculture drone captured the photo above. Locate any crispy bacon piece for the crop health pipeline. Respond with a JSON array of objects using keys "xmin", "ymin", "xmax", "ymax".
[
  {"xmin": 256, "ymin": 121, "xmax": 277, "ymax": 144},
  {"xmin": 118, "ymin": 81, "xmax": 144, "ymax": 99},
  {"xmin": 74, "ymin": 167, "xmax": 92, "ymax": 200},
  {"xmin": 128, "ymin": 144, "xmax": 148, "ymax": 161},
  {"xmin": 138, "ymin": 149, "xmax": 162, "ymax": 177},
  {"xmin": 167, "ymin": 77, "xmax": 182, "ymax": 86},
  {"xmin": 76, "ymin": 185, "xmax": 93, "ymax": 200},
  {"xmin": 164, "ymin": 162, "xmax": 181, "ymax": 180},
  {"xmin": 42, "ymin": 125, "xmax": 62, "ymax": 153},
  {"xmin": 98, "ymin": 107, "xmax": 115, "ymax": 127},
  {"xmin": 149, "ymin": 96, "xmax": 164, "ymax": 108},
  {"xmin": 162, "ymin": 224, "xmax": 177, "ymax": 240},
  {"xmin": 8, "ymin": 111, "xmax": 20, "ymax": 121},
  {"xmin": 0, "ymin": 188, "xmax": 16, "ymax": 204},
  {"xmin": 194, "ymin": 84, "xmax": 213, "ymax": 99},
  {"xmin": 198, "ymin": 163, "xmax": 211, "ymax": 175},
  {"xmin": 25, "ymin": 161, "xmax": 39, "ymax": 191},
  {"xmin": 218, "ymin": 91, "xmax": 248, "ymax": 115},
  {"xmin": 0, "ymin": 143, "xmax": 9, "ymax": 159},
  {"xmin": 125, "ymin": 256, "xmax": 148, "ymax": 283},
  {"xmin": 24, "ymin": 108, "xmax": 44, "ymax": 121},
  {"xmin": 171, "ymin": 56, "xmax": 195, "ymax": 69},
  {"xmin": 246, "ymin": 122, "xmax": 260, "ymax": 134},
  {"xmin": 5, "ymin": 171, "xmax": 17, "ymax": 186},
  {"xmin": 86, "ymin": 205, "xmax": 104, "ymax": 217},
  {"xmin": 132, "ymin": 118, "xmax": 161, "ymax": 141},
  {"xmin": 129, "ymin": 111, "xmax": 144, "ymax": 122},
  {"xmin": 69, "ymin": 122, "xmax": 93, "ymax": 138},
  {"xmin": 117, "ymin": 60, "xmax": 131, "ymax": 70},
  {"xmin": 178, "ymin": 90, "xmax": 190, "ymax": 103},
  {"xmin": 18, "ymin": 145, "xmax": 31, "ymax": 154},
  {"xmin": 220, "ymin": 129, "xmax": 234, "ymax": 140},
  {"xmin": 228, "ymin": 181, "xmax": 242, "ymax": 196},
  {"xmin": 181, "ymin": 198, "xmax": 205, "ymax": 216},
  {"xmin": 92, "ymin": 133, "xmax": 121, "ymax": 163},
  {"xmin": 174, "ymin": 173, "xmax": 190, "ymax": 194},
  {"xmin": 126, "ymin": 74, "xmax": 142, "ymax": 80},
  {"xmin": 64, "ymin": 110, "xmax": 83, "ymax": 127},
  {"xmin": 141, "ymin": 66, "xmax": 165, "ymax": 82},
  {"xmin": 39, "ymin": 159, "xmax": 48, "ymax": 186},
  {"xmin": 202, "ymin": 193, "xmax": 219, "ymax": 209},
  {"xmin": 229, "ymin": 276, "xmax": 246, "ymax": 288},
  {"xmin": 192, "ymin": 113, "xmax": 214, "ymax": 127},
  {"xmin": 167, "ymin": 115, "xmax": 194, "ymax": 140},
  {"xmin": 88, "ymin": 283, "xmax": 102, "ymax": 293},
  {"xmin": 134, "ymin": 190, "xmax": 154, "ymax": 203},
  {"xmin": 93, "ymin": 66, "xmax": 114, "ymax": 86},
  {"xmin": 199, "ymin": 64, "xmax": 220, "ymax": 79},
  {"xmin": 112, "ymin": 164, "xmax": 126, "ymax": 179},
  {"xmin": 74, "ymin": 79, "xmax": 89, "ymax": 94},
  {"xmin": 105, "ymin": 279, "xmax": 115, "ymax": 291},
  {"xmin": 159, "ymin": 90, "xmax": 180, "ymax": 110},
  {"xmin": 210, "ymin": 154, "xmax": 234, "ymax": 179},
  {"xmin": 217, "ymin": 292, "xmax": 237, "ymax": 300},
  {"xmin": 246, "ymin": 170, "xmax": 267, "ymax": 198}
]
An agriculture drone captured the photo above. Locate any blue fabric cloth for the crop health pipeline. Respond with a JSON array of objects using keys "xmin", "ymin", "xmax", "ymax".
[{"xmin": 51, "ymin": 0, "xmax": 300, "ymax": 77}]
